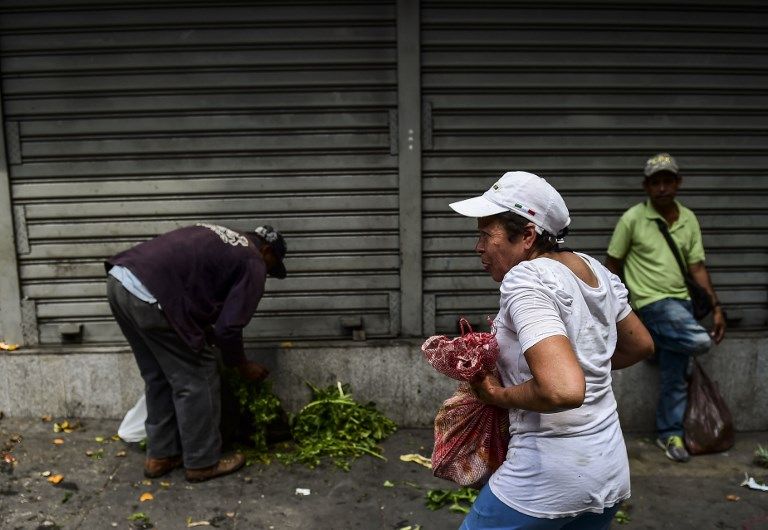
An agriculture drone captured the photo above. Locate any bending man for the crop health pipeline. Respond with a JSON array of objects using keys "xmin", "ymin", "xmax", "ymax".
[{"xmin": 106, "ymin": 224, "xmax": 287, "ymax": 481}]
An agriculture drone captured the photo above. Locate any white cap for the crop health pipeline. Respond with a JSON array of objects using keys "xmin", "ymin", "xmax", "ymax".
[{"xmin": 449, "ymin": 171, "xmax": 571, "ymax": 239}]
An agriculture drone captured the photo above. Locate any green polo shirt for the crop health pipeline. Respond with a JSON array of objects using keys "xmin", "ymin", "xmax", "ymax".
[{"xmin": 607, "ymin": 200, "xmax": 705, "ymax": 310}]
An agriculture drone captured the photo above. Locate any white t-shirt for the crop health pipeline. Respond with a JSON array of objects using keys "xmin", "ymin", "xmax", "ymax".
[{"xmin": 488, "ymin": 252, "xmax": 633, "ymax": 519}]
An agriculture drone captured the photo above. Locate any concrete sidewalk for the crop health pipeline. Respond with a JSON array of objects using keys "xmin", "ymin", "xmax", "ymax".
[{"xmin": 1, "ymin": 416, "xmax": 767, "ymax": 530}]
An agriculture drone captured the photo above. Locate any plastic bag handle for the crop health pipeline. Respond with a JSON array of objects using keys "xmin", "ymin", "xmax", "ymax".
[{"xmin": 458, "ymin": 317, "xmax": 473, "ymax": 336}]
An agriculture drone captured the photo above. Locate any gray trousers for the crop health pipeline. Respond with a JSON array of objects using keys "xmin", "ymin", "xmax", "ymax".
[{"xmin": 107, "ymin": 276, "xmax": 221, "ymax": 468}]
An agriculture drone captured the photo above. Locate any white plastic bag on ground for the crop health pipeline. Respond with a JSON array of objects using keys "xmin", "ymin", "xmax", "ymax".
[{"xmin": 118, "ymin": 394, "xmax": 147, "ymax": 442}]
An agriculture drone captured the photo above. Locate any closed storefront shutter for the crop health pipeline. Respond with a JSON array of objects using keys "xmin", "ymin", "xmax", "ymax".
[
  {"xmin": 0, "ymin": 1, "xmax": 399, "ymax": 344},
  {"xmin": 421, "ymin": 1, "xmax": 768, "ymax": 334}
]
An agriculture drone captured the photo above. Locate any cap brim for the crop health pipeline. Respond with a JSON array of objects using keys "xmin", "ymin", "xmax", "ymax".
[
  {"xmin": 268, "ymin": 262, "xmax": 287, "ymax": 279},
  {"xmin": 449, "ymin": 195, "xmax": 508, "ymax": 218}
]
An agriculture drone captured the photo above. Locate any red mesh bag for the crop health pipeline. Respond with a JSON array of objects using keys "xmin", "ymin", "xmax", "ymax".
[
  {"xmin": 422, "ymin": 319, "xmax": 510, "ymax": 488},
  {"xmin": 421, "ymin": 319, "xmax": 499, "ymax": 382}
]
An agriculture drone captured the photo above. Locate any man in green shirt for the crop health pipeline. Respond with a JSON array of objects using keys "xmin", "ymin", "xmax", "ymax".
[{"xmin": 606, "ymin": 153, "xmax": 726, "ymax": 463}]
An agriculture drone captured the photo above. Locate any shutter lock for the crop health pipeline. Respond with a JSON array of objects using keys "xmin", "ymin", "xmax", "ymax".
[
  {"xmin": 339, "ymin": 316, "xmax": 366, "ymax": 341},
  {"xmin": 58, "ymin": 323, "xmax": 83, "ymax": 342}
]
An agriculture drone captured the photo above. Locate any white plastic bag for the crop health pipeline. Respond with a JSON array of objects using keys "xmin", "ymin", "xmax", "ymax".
[{"xmin": 118, "ymin": 394, "xmax": 147, "ymax": 442}]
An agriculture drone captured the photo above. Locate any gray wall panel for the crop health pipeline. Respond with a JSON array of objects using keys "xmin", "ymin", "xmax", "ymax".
[
  {"xmin": 4, "ymin": 92, "xmax": 398, "ymax": 117},
  {"xmin": 37, "ymin": 313, "xmax": 395, "ymax": 344},
  {"xmin": 2, "ymin": 1, "xmax": 766, "ymax": 347},
  {"xmin": 0, "ymin": 3, "xmax": 394, "ymax": 29},
  {"xmin": 422, "ymin": 1, "xmax": 768, "ymax": 332},
  {"xmin": 1, "ymin": 0, "xmax": 400, "ymax": 343},
  {"xmin": 37, "ymin": 293, "xmax": 393, "ymax": 319},
  {"xmin": 26, "ymin": 216, "xmax": 399, "ymax": 240},
  {"xmin": 0, "ymin": 26, "xmax": 395, "ymax": 52},
  {"xmin": 14, "ymin": 173, "xmax": 398, "ymax": 199},
  {"xmin": 11, "ymin": 155, "xmax": 397, "ymax": 178}
]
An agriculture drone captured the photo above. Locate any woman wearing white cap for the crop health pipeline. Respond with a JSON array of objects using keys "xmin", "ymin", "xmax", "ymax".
[{"xmin": 450, "ymin": 171, "xmax": 654, "ymax": 529}]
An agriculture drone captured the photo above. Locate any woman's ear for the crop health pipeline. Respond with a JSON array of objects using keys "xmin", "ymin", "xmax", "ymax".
[{"xmin": 522, "ymin": 223, "xmax": 538, "ymax": 249}]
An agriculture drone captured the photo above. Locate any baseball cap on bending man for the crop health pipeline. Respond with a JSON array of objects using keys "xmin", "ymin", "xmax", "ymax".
[
  {"xmin": 253, "ymin": 225, "xmax": 287, "ymax": 279},
  {"xmin": 449, "ymin": 171, "xmax": 571, "ymax": 241}
]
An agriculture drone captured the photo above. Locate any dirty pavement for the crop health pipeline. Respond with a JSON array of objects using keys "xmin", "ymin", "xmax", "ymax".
[{"xmin": 1, "ymin": 415, "xmax": 767, "ymax": 530}]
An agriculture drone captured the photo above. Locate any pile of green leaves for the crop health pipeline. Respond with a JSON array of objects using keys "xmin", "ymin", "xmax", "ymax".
[
  {"xmin": 755, "ymin": 444, "xmax": 768, "ymax": 468},
  {"xmin": 226, "ymin": 370, "xmax": 283, "ymax": 458},
  {"xmin": 425, "ymin": 487, "xmax": 479, "ymax": 514},
  {"xmin": 276, "ymin": 382, "xmax": 397, "ymax": 470}
]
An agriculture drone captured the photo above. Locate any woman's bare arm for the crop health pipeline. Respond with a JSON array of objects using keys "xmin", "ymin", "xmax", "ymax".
[
  {"xmin": 611, "ymin": 311, "xmax": 654, "ymax": 370},
  {"xmin": 471, "ymin": 335, "xmax": 586, "ymax": 413}
]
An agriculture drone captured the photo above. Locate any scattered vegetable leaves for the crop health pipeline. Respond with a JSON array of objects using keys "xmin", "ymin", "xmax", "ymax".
[
  {"xmin": 425, "ymin": 487, "xmax": 478, "ymax": 514},
  {"xmin": 276, "ymin": 382, "xmax": 397, "ymax": 470},
  {"xmin": 615, "ymin": 510, "xmax": 631, "ymax": 524},
  {"xmin": 399, "ymin": 453, "xmax": 432, "ymax": 469},
  {"xmin": 755, "ymin": 444, "xmax": 768, "ymax": 468},
  {"xmin": 53, "ymin": 420, "xmax": 81, "ymax": 433},
  {"xmin": 128, "ymin": 512, "xmax": 149, "ymax": 520}
]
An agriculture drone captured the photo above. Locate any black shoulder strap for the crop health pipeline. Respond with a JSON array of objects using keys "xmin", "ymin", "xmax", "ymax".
[{"xmin": 653, "ymin": 218, "xmax": 688, "ymax": 277}]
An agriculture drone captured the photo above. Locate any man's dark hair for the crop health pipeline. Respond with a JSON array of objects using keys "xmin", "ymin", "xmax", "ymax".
[{"xmin": 495, "ymin": 211, "xmax": 562, "ymax": 254}]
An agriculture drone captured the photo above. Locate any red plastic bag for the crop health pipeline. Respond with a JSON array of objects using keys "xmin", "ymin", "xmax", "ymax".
[
  {"xmin": 432, "ymin": 383, "xmax": 509, "ymax": 488},
  {"xmin": 422, "ymin": 319, "xmax": 510, "ymax": 487},
  {"xmin": 683, "ymin": 359, "xmax": 735, "ymax": 455}
]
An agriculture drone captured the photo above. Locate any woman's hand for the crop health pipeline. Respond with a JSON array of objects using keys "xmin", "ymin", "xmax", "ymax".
[{"xmin": 470, "ymin": 372, "xmax": 503, "ymax": 407}]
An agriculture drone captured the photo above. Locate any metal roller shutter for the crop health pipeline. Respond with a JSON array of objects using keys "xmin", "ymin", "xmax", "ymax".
[
  {"xmin": 1, "ymin": 0, "xmax": 400, "ymax": 344},
  {"xmin": 421, "ymin": 1, "xmax": 768, "ymax": 334}
]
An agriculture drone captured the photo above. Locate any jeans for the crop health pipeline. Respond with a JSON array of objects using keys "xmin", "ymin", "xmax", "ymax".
[
  {"xmin": 107, "ymin": 276, "xmax": 222, "ymax": 468},
  {"xmin": 460, "ymin": 483, "xmax": 621, "ymax": 530},
  {"xmin": 638, "ymin": 298, "xmax": 712, "ymax": 439}
]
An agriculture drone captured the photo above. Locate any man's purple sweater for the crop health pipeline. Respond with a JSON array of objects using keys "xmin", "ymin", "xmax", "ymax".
[{"xmin": 105, "ymin": 224, "xmax": 267, "ymax": 365}]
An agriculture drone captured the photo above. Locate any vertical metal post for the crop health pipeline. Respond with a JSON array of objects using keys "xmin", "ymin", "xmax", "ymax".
[
  {"xmin": 0, "ymin": 85, "xmax": 24, "ymax": 343},
  {"xmin": 397, "ymin": 0, "xmax": 422, "ymax": 336}
]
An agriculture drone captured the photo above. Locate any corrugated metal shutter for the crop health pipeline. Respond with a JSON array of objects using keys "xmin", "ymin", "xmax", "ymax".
[
  {"xmin": 1, "ymin": 1, "xmax": 400, "ymax": 344},
  {"xmin": 421, "ymin": 1, "xmax": 768, "ymax": 334}
]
